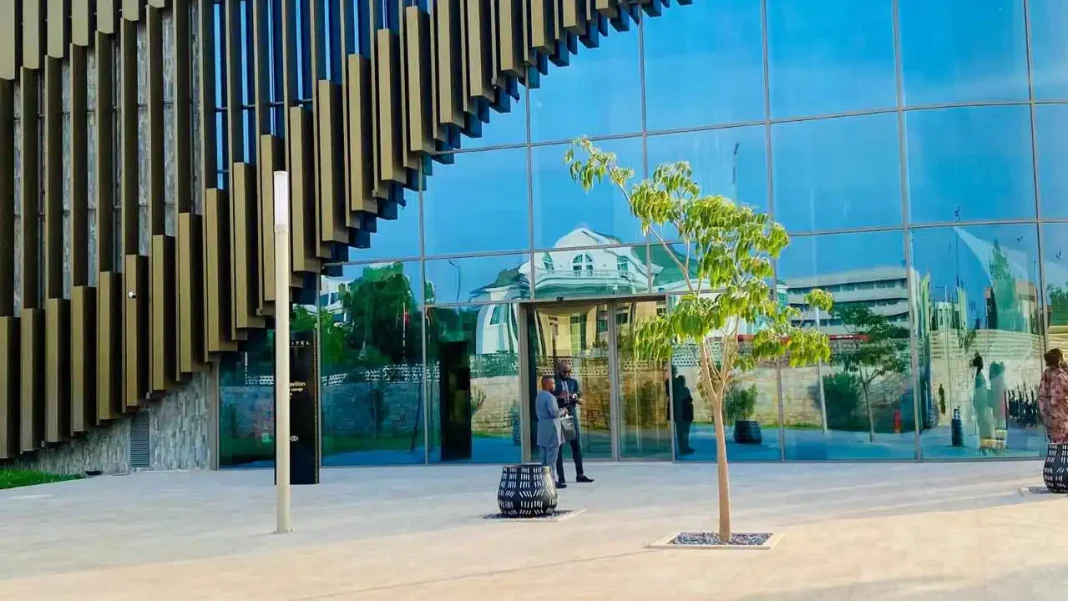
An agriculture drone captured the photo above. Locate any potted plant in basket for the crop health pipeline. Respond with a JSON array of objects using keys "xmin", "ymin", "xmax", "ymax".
[{"xmin": 725, "ymin": 384, "xmax": 761, "ymax": 445}]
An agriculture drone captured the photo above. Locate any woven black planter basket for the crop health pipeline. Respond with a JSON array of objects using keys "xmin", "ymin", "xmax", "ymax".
[
  {"xmin": 733, "ymin": 420, "xmax": 763, "ymax": 445},
  {"xmin": 1043, "ymin": 443, "xmax": 1068, "ymax": 494},
  {"xmin": 497, "ymin": 463, "xmax": 559, "ymax": 517}
]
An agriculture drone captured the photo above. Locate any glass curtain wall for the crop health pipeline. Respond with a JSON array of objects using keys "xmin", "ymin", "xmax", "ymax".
[{"xmin": 221, "ymin": 0, "xmax": 1068, "ymax": 467}]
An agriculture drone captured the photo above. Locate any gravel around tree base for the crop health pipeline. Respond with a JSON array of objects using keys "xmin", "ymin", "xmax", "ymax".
[{"xmin": 670, "ymin": 532, "xmax": 774, "ymax": 546}]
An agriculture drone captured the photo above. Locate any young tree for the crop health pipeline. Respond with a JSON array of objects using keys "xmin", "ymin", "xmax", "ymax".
[
  {"xmin": 565, "ymin": 139, "xmax": 832, "ymax": 541},
  {"xmin": 835, "ymin": 305, "xmax": 909, "ymax": 442}
]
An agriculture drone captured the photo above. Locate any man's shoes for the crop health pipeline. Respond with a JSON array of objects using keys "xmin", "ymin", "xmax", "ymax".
[
  {"xmin": 576, "ymin": 475, "xmax": 594, "ymax": 483},
  {"xmin": 556, "ymin": 481, "xmax": 568, "ymax": 489}
]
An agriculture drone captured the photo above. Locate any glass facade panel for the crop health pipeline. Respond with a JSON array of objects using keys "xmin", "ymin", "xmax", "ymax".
[
  {"xmin": 423, "ymin": 148, "xmax": 530, "ymax": 256},
  {"xmin": 530, "ymin": 30, "xmax": 642, "ymax": 142},
  {"xmin": 319, "ymin": 263, "xmax": 426, "ymax": 466},
  {"xmin": 533, "ymin": 245, "xmax": 650, "ymax": 301},
  {"xmin": 218, "ymin": 334, "xmax": 276, "ymax": 469},
  {"xmin": 1042, "ymin": 224, "xmax": 1068, "ymax": 356},
  {"xmin": 1029, "ymin": 0, "xmax": 1068, "ymax": 99},
  {"xmin": 899, "ymin": 0, "xmax": 1029, "ymax": 106},
  {"xmin": 643, "ymin": 0, "xmax": 764, "ymax": 130},
  {"xmin": 912, "ymin": 224, "xmax": 1045, "ymax": 459},
  {"xmin": 645, "ymin": 126, "xmax": 768, "ymax": 215},
  {"xmin": 772, "ymin": 113, "xmax": 902, "ymax": 232},
  {"xmin": 344, "ymin": 185, "xmax": 421, "ymax": 261},
  {"xmin": 211, "ymin": 1, "xmax": 1068, "ymax": 468},
  {"xmin": 779, "ymin": 231, "xmax": 916, "ymax": 460},
  {"xmin": 667, "ymin": 294, "xmax": 782, "ymax": 462},
  {"xmin": 463, "ymin": 88, "xmax": 528, "ymax": 151},
  {"xmin": 426, "ymin": 304, "xmax": 523, "ymax": 464},
  {"xmin": 767, "ymin": 0, "xmax": 896, "ymax": 118},
  {"xmin": 532, "ymin": 137, "xmax": 644, "ymax": 249},
  {"xmin": 1034, "ymin": 104, "xmax": 1068, "ymax": 219},
  {"xmin": 905, "ymin": 106, "xmax": 1036, "ymax": 224},
  {"xmin": 424, "ymin": 254, "xmax": 530, "ymax": 306}
]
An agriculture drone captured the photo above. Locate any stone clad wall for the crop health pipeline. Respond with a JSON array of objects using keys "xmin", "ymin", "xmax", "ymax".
[{"xmin": 11, "ymin": 372, "xmax": 214, "ymax": 475}]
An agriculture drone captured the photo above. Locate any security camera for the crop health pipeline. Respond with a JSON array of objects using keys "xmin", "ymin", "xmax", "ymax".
[{"xmin": 127, "ymin": 291, "xmax": 137, "ymax": 299}]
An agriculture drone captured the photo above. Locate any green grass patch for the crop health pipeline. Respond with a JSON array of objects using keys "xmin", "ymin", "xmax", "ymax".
[{"xmin": 0, "ymin": 469, "xmax": 82, "ymax": 491}]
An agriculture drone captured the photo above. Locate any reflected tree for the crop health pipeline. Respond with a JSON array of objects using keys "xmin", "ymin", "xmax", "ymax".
[
  {"xmin": 835, "ymin": 305, "xmax": 909, "ymax": 442},
  {"xmin": 988, "ymin": 242, "xmax": 1026, "ymax": 332},
  {"xmin": 337, "ymin": 263, "xmax": 422, "ymax": 368}
]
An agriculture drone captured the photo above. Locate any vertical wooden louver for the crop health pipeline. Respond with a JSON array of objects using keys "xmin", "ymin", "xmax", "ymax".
[{"xmin": 0, "ymin": 0, "xmax": 671, "ymax": 459}]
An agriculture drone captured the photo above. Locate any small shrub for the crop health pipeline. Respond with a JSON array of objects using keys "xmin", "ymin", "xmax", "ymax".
[
  {"xmin": 818, "ymin": 372, "xmax": 867, "ymax": 431},
  {"xmin": 724, "ymin": 384, "xmax": 758, "ymax": 425}
]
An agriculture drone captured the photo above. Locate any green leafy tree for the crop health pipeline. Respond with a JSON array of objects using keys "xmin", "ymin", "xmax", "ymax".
[
  {"xmin": 835, "ymin": 305, "xmax": 909, "ymax": 441},
  {"xmin": 337, "ymin": 262, "xmax": 421, "ymax": 368},
  {"xmin": 565, "ymin": 139, "xmax": 832, "ymax": 541},
  {"xmin": 989, "ymin": 242, "xmax": 1026, "ymax": 332}
]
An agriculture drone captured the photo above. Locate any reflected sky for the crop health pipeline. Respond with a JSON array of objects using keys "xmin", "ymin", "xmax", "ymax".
[
  {"xmin": 767, "ymin": 0, "xmax": 896, "ymax": 117},
  {"xmin": 324, "ymin": 0, "xmax": 1065, "ymax": 315}
]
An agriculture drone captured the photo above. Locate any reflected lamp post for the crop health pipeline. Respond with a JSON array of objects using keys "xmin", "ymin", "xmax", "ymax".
[{"xmin": 814, "ymin": 306, "xmax": 828, "ymax": 435}]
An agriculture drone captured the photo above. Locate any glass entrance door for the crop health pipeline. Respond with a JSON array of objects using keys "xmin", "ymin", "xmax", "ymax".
[
  {"xmin": 524, "ymin": 298, "xmax": 670, "ymax": 461},
  {"xmin": 527, "ymin": 302, "xmax": 615, "ymax": 460},
  {"xmin": 615, "ymin": 300, "xmax": 672, "ymax": 460}
]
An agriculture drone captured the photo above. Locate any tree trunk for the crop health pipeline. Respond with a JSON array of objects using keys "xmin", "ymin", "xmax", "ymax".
[
  {"xmin": 864, "ymin": 385, "xmax": 875, "ymax": 443},
  {"xmin": 713, "ymin": 400, "xmax": 732, "ymax": 541},
  {"xmin": 698, "ymin": 343, "xmax": 732, "ymax": 541}
]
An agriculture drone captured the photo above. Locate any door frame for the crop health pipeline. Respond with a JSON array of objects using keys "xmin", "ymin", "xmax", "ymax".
[{"xmin": 517, "ymin": 294, "xmax": 672, "ymax": 463}]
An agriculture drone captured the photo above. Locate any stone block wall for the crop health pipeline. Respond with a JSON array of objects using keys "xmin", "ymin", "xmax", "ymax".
[{"xmin": 11, "ymin": 371, "xmax": 214, "ymax": 475}]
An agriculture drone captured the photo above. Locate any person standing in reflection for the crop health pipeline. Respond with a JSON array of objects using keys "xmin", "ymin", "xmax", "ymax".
[
  {"xmin": 665, "ymin": 366, "xmax": 695, "ymax": 455},
  {"xmin": 1038, "ymin": 349, "xmax": 1068, "ymax": 444},
  {"xmin": 972, "ymin": 353, "xmax": 995, "ymax": 451},
  {"xmin": 555, "ymin": 360, "xmax": 593, "ymax": 485},
  {"xmin": 989, "ymin": 362, "xmax": 1008, "ymax": 441},
  {"xmin": 535, "ymin": 374, "xmax": 567, "ymax": 488}
]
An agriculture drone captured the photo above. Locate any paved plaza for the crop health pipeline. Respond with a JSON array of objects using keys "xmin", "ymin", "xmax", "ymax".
[{"xmin": 1, "ymin": 461, "xmax": 1066, "ymax": 600}]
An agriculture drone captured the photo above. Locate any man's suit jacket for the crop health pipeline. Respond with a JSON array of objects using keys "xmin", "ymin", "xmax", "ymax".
[
  {"xmin": 535, "ymin": 390, "xmax": 562, "ymax": 448},
  {"xmin": 555, "ymin": 376, "xmax": 582, "ymax": 431}
]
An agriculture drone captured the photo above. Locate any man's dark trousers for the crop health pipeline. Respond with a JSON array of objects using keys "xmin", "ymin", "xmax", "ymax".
[{"xmin": 555, "ymin": 430, "xmax": 584, "ymax": 483}]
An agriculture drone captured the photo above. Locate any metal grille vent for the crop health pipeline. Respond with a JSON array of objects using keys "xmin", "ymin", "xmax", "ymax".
[{"xmin": 129, "ymin": 410, "xmax": 151, "ymax": 469}]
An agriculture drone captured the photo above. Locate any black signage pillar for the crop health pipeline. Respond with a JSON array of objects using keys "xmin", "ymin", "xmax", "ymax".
[{"xmin": 275, "ymin": 329, "xmax": 320, "ymax": 485}]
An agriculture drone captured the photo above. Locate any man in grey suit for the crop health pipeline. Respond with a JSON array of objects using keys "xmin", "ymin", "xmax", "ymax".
[{"xmin": 536, "ymin": 374, "xmax": 567, "ymax": 488}]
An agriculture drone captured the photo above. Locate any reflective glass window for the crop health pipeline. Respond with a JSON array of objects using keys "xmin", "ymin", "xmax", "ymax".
[
  {"xmin": 344, "ymin": 184, "xmax": 420, "ymax": 261},
  {"xmin": 319, "ymin": 263, "xmax": 426, "ymax": 466},
  {"xmin": 767, "ymin": 0, "xmax": 896, "ymax": 118},
  {"xmin": 533, "ymin": 245, "xmax": 649, "ymax": 300},
  {"xmin": 424, "ymin": 254, "xmax": 530, "ymax": 305},
  {"xmin": 532, "ymin": 137, "xmax": 644, "ymax": 249},
  {"xmin": 644, "ymin": 0, "xmax": 764, "ymax": 130},
  {"xmin": 899, "ymin": 0, "xmax": 1029, "ymax": 105},
  {"xmin": 667, "ymin": 294, "xmax": 783, "ymax": 462},
  {"xmin": 423, "ymin": 148, "xmax": 530, "ymax": 256},
  {"xmin": 645, "ymin": 125, "xmax": 768, "ymax": 217},
  {"xmin": 1034, "ymin": 105, "xmax": 1068, "ymax": 219},
  {"xmin": 772, "ymin": 113, "xmax": 902, "ymax": 232},
  {"xmin": 1029, "ymin": 0, "xmax": 1068, "ymax": 99},
  {"xmin": 426, "ymin": 304, "xmax": 523, "ymax": 464},
  {"xmin": 905, "ymin": 106, "xmax": 1036, "ymax": 224},
  {"xmin": 530, "ymin": 29, "xmax": 641, "ymax": 142},
  {"xmin": 219, "ymin": 335, "xmax": 276, "ymax": 468},
  {"xmin": 911, "ymin": 224, "xmax": 1045, "ymax": 459},
  {"xmin": 1042, "ymin": 224, "xmax": 1068, "ymax": 355},
  {"xmin": 462, "ymin": 87, "xmax": 528, "ymax": 150},
  {"xmin": 778, "ymin": 231, "xmax": 916, "ymax": 460}
]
